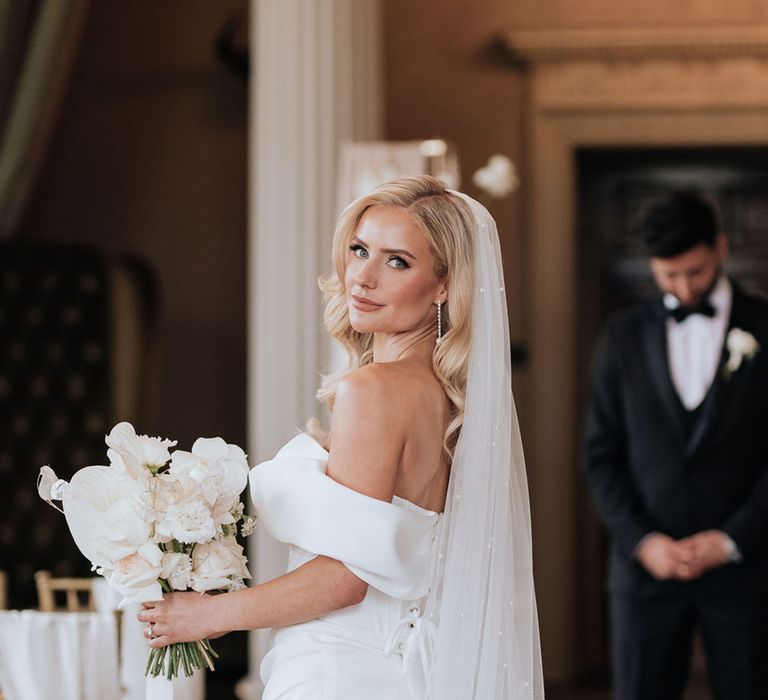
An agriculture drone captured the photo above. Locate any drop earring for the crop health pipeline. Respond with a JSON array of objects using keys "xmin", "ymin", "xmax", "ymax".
[{"xmin": 436, "ymin": 301, "xmax": 443, "ymax": 345}]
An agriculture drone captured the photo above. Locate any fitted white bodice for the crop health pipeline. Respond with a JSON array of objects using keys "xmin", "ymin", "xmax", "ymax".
[{"xmin": 249, "ymin": 433, "xmax": 444, "ymax": 698}]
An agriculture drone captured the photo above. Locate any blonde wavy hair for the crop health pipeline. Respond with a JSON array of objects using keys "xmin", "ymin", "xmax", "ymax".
[{"xmin": 308, "ymin": 175, "xmax": 475, "ymax": 460}]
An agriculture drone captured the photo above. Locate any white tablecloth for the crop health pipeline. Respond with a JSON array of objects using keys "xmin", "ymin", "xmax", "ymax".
[
  {"xmin": 0, "ymin": 606, "xmax": 204, "ymax": 700},
  {"xmin": 0, "ymin": 610, "xmax": 120, "ymax": 700}
]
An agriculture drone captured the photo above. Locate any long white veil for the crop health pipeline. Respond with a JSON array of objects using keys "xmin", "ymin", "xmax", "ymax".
[{"xmin": 424, "ymin": 192, "xmax": 544, "ymax": 699}]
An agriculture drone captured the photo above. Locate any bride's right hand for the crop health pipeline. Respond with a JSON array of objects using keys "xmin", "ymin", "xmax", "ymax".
[{"xmin": 139, "ymin": 591, "xmax": 220, "ymax": 647}]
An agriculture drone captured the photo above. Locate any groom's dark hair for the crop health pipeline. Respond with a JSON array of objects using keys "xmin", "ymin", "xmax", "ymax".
[{"xmin": 641, "ymin": 191, "xmax": 719, "ymax": 258}]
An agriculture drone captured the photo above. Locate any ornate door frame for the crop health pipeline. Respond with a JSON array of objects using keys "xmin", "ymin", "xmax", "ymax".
[{"xmin": 506, "ymin": 25, "xmax": 768, "ymax": 682}]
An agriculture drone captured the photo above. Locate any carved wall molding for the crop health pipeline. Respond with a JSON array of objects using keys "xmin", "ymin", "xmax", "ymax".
[
  {"xmin": 533, "ymin": 58, "xmax": 768, "ymax": 112},
  {"xmin": 504, "ymin": 25, "xmax": 768, "ymax": 63}
]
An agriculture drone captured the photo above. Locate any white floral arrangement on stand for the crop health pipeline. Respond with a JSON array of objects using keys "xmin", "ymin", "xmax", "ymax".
[
  {"xmin": 725, "ymin": 328, "xmax": 760, "ymax": 376},
  {"xmin": 37, "ymin": 422, "xmax": 256, "ymax": 686}
]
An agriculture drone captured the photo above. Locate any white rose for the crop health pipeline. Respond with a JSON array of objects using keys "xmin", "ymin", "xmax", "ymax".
[
  {"xmin": 160, "ymin": 552, "xmax": 193, "ymax": 591},
  {"xmin": 190, "ymin": 538, "xmax": 251, "ymax": 593},
  {"xmin": 155, "ymin": 500, "xmax": 216, "ymax": 544},
  {"xmin": 726, "ymin": 328, "xmax": 760, "ymax": 374},
  {"xmin": 106, "ymin": 422, "xmax": 176, "ymax": 478},
  {"xmin": 109, "ymin": 542, "xmax": 164, "ymax": 607}
]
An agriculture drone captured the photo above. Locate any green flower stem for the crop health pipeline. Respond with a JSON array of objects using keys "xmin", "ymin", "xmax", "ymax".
[
  {"xmin": 152, "ymin": 647, "xmax": 167, "ymax": 676},
  {"xmin": 165, "ymin": 647, "xmax": 174, "ymax": 680},
  {"xmin": 158, "ymin": 648, "xmax": 168, "ymax": 677},
  {"xmin": 202, "ymin": 638, "xmax": 220, "ymax": 659},
  {"xmin": 181, "ymin": 642, "xmax": 192, "ymax": 677},
  {"xmin": 144, "ymin": 649, "xmax": 155, "ymax": 676},
  {"xmin": 196, "ymin": 640, "xmax": 215, "ymax": 671},
  {"xmin": 145, "ymin": 640, "xmax": 218, "ymax": 679}
]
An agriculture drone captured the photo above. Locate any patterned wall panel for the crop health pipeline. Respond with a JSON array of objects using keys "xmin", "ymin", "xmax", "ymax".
[{"xmin": 0, "ymin": 244, "xmax": 112, "ymax": 609}]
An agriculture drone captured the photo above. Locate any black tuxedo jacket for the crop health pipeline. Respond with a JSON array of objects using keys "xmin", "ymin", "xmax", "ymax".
[{"xmin": 584, "ymin": 282, "xmax": 768, "ymax": 596}]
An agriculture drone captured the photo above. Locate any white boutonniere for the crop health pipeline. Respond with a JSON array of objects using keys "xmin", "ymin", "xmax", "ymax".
[{"xmin": 724, "ymin": 328, "xmax": 760, "ymax": 376}]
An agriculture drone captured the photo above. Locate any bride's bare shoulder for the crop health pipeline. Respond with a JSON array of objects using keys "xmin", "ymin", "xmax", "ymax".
[
  {"xmin": 336, "ymin": 362, "xmax": 397, "ymax": 398},
  {"xmin": 326, "ymin": 364, "xmax": 410, "ymax": 499},
  {"xmin": 336, "ymin": 361, "xmax": 432, "ymax": 412},
  {"xmin": 332, "ymin": 362, "xmax": 433, "ymax": 443}
]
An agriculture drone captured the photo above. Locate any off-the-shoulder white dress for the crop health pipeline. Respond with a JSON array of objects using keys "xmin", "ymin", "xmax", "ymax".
[{"xmin": 249, "ymin": 433, "xmax": 443, "ymax": 700}]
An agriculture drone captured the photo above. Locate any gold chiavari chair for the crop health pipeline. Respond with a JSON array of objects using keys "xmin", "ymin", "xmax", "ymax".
[
  {"xmin": 34, "ymin": 570, "xmax": 95, "ymax": 612},
  {"xmin": 34, "ymin": 569, "xmax": 124, "ymax": 684}
]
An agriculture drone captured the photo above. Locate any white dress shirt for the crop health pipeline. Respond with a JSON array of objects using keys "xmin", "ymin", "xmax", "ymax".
[{"xmin": 664, "ymin": 275, "xmax": 732, "ymax": 410}]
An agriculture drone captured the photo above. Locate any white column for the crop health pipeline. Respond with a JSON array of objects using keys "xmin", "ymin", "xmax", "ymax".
[{"xmin": 246, "ymin": 1, "xmax": 382, "ymax": 694}]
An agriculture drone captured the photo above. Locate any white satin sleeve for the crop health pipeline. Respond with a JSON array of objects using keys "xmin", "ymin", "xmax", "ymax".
[{"xmin": 249, "ymin": 434, "xmax": 440, "ymax": 600}]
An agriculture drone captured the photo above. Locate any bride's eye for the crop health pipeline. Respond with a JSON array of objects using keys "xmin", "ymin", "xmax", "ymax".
[
  {"xmin": 349, "ymin": 244, "xmax": 368, "ymax": 259},
  {"xmin": 387, "ymin": 256, "xmax": 410, "ymax": 270}
]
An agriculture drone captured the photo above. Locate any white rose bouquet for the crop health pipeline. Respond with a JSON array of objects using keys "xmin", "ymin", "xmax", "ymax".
[{"xmin": 37, "ymin": 422, "xmax": 256, "ymax": 682}]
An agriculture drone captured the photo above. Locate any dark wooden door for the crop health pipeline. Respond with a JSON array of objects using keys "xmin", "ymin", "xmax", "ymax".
[{"xmin": 574, "ymin": 146, "xmax": 768, "ymax": 682}]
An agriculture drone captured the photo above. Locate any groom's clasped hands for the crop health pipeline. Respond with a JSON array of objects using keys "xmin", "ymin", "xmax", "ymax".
[{"xmin": 636, "ymin": 531, "xmax": 732, "ymax": 581}]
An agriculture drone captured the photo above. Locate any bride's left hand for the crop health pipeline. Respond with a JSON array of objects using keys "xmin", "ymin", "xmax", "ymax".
[{"xmin": 138, "ymin": 591, "xmax": 221, "ymax": 648}]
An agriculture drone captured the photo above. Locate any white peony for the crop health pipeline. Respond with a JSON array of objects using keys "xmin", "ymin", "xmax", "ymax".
[
  {"xmin": 190, "ymin": 538, "xmax": 251, "ymax": 593},
  {"xmin": 160, "ymin": 552, "xmax": 193, "ymax": 591},
  {"xmin": 156, "ymin": 500, "xmax": 216, "ymax": 544},
  {"xmin": 106, "ymin": 422, "xmax": 176, "ymax": 478},
  {"xmin": 109, "ymin": 542, "xmax": 164, "ymax": 607},
  {"xmin": 150, "ymin": 472, "xmax": 202, "ymax": 542},
  {"xmin": 725, "ymin": 328, "xmax": 760, "ymax": 374}
]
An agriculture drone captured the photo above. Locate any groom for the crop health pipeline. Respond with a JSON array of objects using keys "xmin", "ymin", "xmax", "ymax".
[{"xmin": 584, "ymin": 192, "xmax": 768, "ymax": 700}]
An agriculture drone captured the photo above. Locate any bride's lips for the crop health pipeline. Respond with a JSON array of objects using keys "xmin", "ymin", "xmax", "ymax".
[{"xmin": 350, "ymin": 294, "xmax": 384, "ymax": 312}]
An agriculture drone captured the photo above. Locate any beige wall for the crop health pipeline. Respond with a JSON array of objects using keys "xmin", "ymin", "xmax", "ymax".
[
  {"xmin": 20, "ymin": 2, "xmax": 247, "ymax": 449},
  {"xmin": 384, "ymin": 1, "xmax": 526, "ymax": 342},
  {"xmin": 384, "ymin": 0, "xmax": 768, "ymax": 348}
]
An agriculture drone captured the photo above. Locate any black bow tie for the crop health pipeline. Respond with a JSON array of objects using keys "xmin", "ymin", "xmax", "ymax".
[{"xmin": 667, "ymin": 299, "xmax": 716, "ymax": 323}]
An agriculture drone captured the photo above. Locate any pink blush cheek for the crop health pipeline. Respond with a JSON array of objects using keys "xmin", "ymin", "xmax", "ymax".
[{"xmin": 391, "ymin": 278, "xmax": 439, "ymax": 309}]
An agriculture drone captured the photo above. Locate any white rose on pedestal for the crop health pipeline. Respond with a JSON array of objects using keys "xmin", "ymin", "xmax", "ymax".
[{"xmin": 472, "ymin": 155, "xmax": 518, "ymax": 199}]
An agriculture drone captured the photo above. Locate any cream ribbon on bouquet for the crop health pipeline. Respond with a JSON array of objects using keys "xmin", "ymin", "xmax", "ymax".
[{"xmin": 38, "ymin": 422, "xmax": 258, "ymax": 699}]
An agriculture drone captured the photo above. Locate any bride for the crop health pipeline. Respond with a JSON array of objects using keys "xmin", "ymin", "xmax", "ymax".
[{"xmin": 139, "ymin": 175, "xmax": 544, "ymax": 699}]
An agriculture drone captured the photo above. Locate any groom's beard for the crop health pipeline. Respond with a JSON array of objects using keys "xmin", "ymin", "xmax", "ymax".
[{"xmin": 672, "ymin": 266, "xmax": 722, "ymax": 308}]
